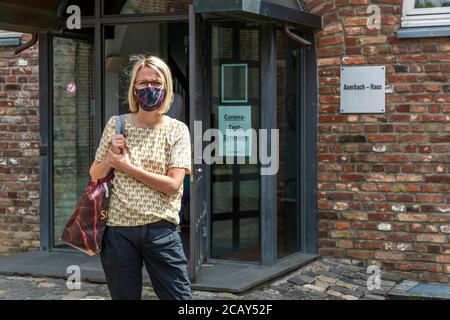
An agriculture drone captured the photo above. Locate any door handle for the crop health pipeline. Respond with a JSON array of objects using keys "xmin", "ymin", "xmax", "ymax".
[{"xmin": 39, "ymin": 146, "xmax": 48, "ymax": 156}]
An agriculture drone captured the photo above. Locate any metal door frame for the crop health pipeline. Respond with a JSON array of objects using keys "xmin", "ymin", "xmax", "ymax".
[
  {"xmin": 39, "ymin": 30, "xmax": 95, "ymax": 252},
  {"xmin": 188, "ymin": 6, "xmax": 211, "ymax": 280}
]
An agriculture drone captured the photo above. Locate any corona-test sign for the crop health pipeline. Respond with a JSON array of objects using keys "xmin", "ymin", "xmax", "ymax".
[{"xmin": 218, "ymin": 106, "xmax": 252, "ymax": 157}]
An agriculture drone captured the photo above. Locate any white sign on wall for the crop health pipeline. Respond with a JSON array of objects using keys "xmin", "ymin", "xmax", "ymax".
[
  {"xmin": 340, "ymin": 66, "xmax": 386, "ymax": 113},
  {"xmin": 218, "ymin": 106, "xmax": 252, "ymax": 157}
]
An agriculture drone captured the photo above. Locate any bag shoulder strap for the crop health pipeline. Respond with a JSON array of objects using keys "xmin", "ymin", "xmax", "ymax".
[{"xmin": 115, "ymin": 114, "xmax": 127, "ymax": 135}]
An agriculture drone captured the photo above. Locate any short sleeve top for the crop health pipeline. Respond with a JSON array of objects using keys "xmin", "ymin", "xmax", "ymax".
[{"xmin": 94, "ymin": 113, "xmax": 192, "ymax": 226}]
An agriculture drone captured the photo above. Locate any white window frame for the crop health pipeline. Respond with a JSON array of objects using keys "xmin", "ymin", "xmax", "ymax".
[{"xmin": 402, "ymin": 0, "xmax": 450, "ymax": 27}]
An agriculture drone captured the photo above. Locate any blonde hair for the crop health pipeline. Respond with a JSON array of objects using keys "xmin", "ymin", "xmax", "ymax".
[{"xmin": 127, "ymin": 55, "xmax": 174, "ymax": 114}]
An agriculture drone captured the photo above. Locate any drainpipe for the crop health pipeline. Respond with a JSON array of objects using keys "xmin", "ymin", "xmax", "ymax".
[
  {"xmin": 14, "ymin": 33, "xmax": 38, "ymax": 55},
  {"xmin": 282, "ymin": 23, "xmax": 311, "ymax": 47}
]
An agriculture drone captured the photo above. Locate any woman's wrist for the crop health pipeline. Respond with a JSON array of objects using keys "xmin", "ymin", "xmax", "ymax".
[
  {"xmin": 90, "ymin": 159, "xmax": 113, "ymax": 181},
  {"xmin": 123, "ymin": 162, "xmax": 136, "ymax": 176}
]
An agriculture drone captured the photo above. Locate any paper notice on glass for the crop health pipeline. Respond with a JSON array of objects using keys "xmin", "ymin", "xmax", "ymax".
[{"xmin": 218, "ymin": 106, "xmax": 252, "ymax": 157}]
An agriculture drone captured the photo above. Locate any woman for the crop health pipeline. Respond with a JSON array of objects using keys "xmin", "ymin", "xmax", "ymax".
[{"xmin": 89, "ymin": 55, "xmax": 192, "ymax": 300}]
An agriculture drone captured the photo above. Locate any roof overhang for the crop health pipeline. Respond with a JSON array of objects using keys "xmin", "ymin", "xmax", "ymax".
[
  {"xmin": 0, "ymin": 0, "xmax": 322, "ymax": 33},
  {"xmin": 0, "ymin": 0, "xmax": 62, "ymax": 33},
  {"xmin": 194, "ymin": 0, "xmax": 322, "ymax": 30}
]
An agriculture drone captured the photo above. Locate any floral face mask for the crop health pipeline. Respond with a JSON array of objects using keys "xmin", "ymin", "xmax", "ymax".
[{"xmin": 135, "ymin": 86, "xmax": 165, "ymax": 112}]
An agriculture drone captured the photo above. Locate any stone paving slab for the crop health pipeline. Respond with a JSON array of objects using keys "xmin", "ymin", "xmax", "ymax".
[
  {"xmin": 389, "ymin": 281, "xmax": 450, "ymax": 300},
  {"xmin": 0, "ymin": 257, "xmax": 444, "ymax": 300}
]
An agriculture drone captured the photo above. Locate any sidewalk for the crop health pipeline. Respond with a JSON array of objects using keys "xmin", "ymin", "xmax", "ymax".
[{"xmin": 1, "ymin": 257, "xmax": 436, "ymax": 300}]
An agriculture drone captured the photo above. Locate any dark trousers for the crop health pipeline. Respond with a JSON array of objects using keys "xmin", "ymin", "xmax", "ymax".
[{"xmin": 100, "ymin": 220, "xmax": 192, "ymax": 300}]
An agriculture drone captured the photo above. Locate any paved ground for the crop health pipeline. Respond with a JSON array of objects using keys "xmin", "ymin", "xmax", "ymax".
[{"xmin": 0, "ymin": 257, "xmax": 418, "ymax": 300}]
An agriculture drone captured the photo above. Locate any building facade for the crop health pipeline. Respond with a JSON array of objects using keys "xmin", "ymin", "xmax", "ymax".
[{"xmin": 0, "ymin": 0, "xmax": 448, "ymax": 287}]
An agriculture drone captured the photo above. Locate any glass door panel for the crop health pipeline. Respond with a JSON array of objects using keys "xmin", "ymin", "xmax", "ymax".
[
  {"xmin": 210, "ymin": 22, "xmax": 261, "ymax": 262},
  {"xmin": 52, "ymin": 35, "xmax": 94, "ymax": 247},
  {"xmin": 103, "ymin": 22, "xmax": 189, "ymax": 119},
  {"xmin": 276, "ymin": 32, "xmax": 301, "ymax": 258}
]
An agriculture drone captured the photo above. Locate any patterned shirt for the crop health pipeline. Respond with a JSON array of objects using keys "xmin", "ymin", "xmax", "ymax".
[{"xmin": 94, "ymin": 114, "xmax": 192, "ymax": 226}]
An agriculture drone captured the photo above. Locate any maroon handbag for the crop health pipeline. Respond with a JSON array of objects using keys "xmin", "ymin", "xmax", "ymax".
[
  {"xmin": 60, "ymin": 174, "xmax": 113, "ymax": 256},
  {"xmin": 60, "ymin": 115, "xmax": 126, "ymax": 256}
]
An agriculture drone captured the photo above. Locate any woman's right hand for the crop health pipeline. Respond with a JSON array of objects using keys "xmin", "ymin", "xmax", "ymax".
[{"xmin": 110, "ymin": 134, "xmax": 127, "ymax": 154}]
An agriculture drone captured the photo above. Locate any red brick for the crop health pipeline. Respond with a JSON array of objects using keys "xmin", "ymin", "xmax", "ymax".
[
  {"xmin": 380, "ymin": 155, "xmax": 409, "ymax": 163},
  {"xmin": 398, "ymin": 134, "xmax": 428, "ymax": 143},
  {"xmin": 337, "ymin": 240, "xmax": 353, "ymax": 249},
  {"xmin": 339, "ymin": 174, "xmax": 365, "ymax": 182},
  {"xmin": 419, "ymin": 273, "xmax": 449, "ymax": 283},
  {"xmin": 356, "ymin": 231, "xmax": 385, "ymax": 240},
  {"xmin": 425, "ymin": 176, "xmax": 450, "ymax": 184},
  {"xmin": 327, "ymin": 193, "xmax": 354, "ymax": 201},
  {"xmin": 416, "ymin": 234, "xmax": 446, "ymax": 243},
  {"xmin": 405, "ymin": 254, "xmax": 437, "ymax": 262},
  {"xmin": 342, "ymin": 212, "xmax": 368, "ymax": 221},
  {"xmin": 347, "ymin": 250, "xmax": 374, "ymax": 259},
  {"xmin": 335, "ymin": 222, "xmax": 350, "ymax": 230},
  {"xmin": 375, "ymin": 252, "xmax": 404, "ymax": 260},
  {"xmin": 388, "ymin": 75, "xmax": 417, "ymax": 83},
  {"xmin": 342, "ymin": 56, "xmax": 366, "ymax": 65},
  {"xmin": 416, "ymin": 195, "xmax": 445, "ymax": 203},
  {"xmin": 367, "ymin": 135, "xmax": 397, "ymax": 143}
]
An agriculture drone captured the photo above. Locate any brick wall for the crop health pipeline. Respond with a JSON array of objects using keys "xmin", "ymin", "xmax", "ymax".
[
  {"xmin": 306, "ymin": 0, "xmax": 450, "ymax": 282},
  {"xmin": 0, "ymin": 33, "xmax": 40, "ymax": 255}
]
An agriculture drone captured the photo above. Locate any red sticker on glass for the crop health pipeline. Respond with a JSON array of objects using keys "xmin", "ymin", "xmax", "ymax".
[{"xmin": 66, "ymin": 81, "xmax": 77, "ymax": 95}]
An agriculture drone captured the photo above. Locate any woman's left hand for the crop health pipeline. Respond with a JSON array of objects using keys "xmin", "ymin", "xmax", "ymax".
[{"xmin": 106, "ymin": 146, "xmax": 133, "ymax": 173}]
